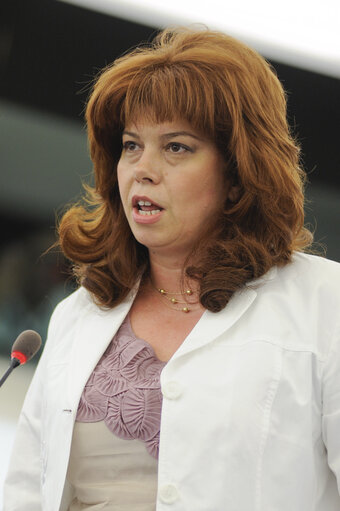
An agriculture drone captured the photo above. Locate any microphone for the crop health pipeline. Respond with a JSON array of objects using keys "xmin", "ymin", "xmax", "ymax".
[{"xmin": 0, "ymin": 330, "xmax": 42, "ymax": 388}]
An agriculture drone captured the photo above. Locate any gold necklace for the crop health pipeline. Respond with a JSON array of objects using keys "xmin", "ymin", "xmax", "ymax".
[{"xmin": 151, "ymin": 282, "xmax": 199, "ymax": 313}]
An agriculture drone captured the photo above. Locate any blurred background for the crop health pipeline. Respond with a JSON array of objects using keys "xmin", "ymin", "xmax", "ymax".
[{"xmin": 0, "ymin": 0, "xmax": 339, "ymax": 501}]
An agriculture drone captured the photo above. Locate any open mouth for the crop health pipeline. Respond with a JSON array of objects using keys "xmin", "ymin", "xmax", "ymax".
[
  {"xmin": 133, "ymin": 197, "xmax": 164, "ymax": 216},
  {"xmin": 136, "ymin": 201, "xmax": 162, "ymax": 216}
]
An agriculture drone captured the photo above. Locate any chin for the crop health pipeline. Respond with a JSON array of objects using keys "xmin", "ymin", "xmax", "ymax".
[{"xmin": 130, "ymin": 231, "xmax": 161, "ymax": 248}]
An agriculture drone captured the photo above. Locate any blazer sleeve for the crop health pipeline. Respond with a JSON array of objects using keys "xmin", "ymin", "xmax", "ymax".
[
  {"xmin": 3, "ymin": 299, "xmax": 66, "ymax": 510},
  {"xmin": 322, "ymin": 315, "xmax": 340, "ymax": 494}
]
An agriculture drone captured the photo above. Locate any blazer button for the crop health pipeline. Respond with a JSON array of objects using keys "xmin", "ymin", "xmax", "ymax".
[
  {"xmin": 159, "ymin": 484, "xmax": 179, "ymax": 504},
  {"xmin": 162, "ymin": 381, "xmax": 183, "ymax": 400}
]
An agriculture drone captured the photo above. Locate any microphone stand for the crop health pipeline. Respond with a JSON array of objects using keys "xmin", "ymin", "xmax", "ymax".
[{"xmin": 0, "ymin": 358, "xmax": 20, "ymax": 388}]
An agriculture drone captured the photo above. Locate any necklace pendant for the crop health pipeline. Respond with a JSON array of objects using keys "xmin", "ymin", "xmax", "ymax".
[{"xmin": 152, "ymin": 281, "xmax": 197, "ymax": 313}]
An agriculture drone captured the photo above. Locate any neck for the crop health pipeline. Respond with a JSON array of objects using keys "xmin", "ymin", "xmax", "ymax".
[
  {"xmin": 146, "ymin": 251, "xmax": 198, "ymax": 295},
  {"xmin": 141, "ymin": 250, "xmax": 204, "ymax": 314}
]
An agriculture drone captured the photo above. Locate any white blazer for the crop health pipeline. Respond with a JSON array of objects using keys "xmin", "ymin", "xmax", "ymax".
[{"xmin": 4, "ymin": 252, "xmax": 340, "ymax": 511}]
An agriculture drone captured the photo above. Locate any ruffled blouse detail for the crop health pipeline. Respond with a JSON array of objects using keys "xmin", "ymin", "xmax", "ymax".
[{"xmin": 76, "ymin": 316, "xmax": 166, "ymax": 459}]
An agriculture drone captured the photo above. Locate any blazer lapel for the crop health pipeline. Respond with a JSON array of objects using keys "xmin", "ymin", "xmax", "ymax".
[
  {"xmin": 171, "ymin": 266, "xmax": 278, "ymax": 360},
  {"xmin": 171, "ymin": 287, "xmax": 257, "ymax": 361},
  {"xmin": 67, "ymin": 289, "xmax": 137, "ymax": 411}
]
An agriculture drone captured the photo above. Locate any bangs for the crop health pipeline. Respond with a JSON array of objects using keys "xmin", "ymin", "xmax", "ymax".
[{"xmin": 120, "ymin": 65, "xmax": 217, "ymax": 137}]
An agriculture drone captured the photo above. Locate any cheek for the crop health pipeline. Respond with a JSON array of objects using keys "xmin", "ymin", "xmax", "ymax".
[
  {"xmin": 191, "ymin": 156, "xmax": 225, "ymax": 201},
  {"xmin": 117, "ymin": 163, "xmax": 128, "ymax": 198},
  {"xmin": 116, "ymin": 160, "xmax": 123, "ymax": 182},
  {"xmin": 205, "ymin": 167, "xmax": 226, "ymax": 208},
  {"xmin": 191, "ymin": 178, "xmax": 224, "ymax": 211}
]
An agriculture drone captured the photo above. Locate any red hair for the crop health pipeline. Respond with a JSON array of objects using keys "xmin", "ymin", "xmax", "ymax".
[{"xmin": 58, "ymin": 27, "xmax": 313, "ymax": 312}]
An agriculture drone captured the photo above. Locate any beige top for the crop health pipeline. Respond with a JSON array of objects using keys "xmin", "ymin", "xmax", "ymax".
[{"xmin": 66, "ymin": 421, "xmax": 158, "ymax": 510}]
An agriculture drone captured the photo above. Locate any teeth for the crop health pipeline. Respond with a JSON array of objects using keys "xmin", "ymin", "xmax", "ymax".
[
  {"xmin": 139, "ymin": 210, "xmax": 161, "ymax": 216},
  {"xmin": 137, "ymin": 200, "xmax": 153, "ymax": 206}
]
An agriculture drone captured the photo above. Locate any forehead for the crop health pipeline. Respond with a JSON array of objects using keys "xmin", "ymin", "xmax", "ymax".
[
  {"xmin": 121, "ymin": 103, "xmax": 211, "ymax": 136},
  {"xmin": 123, "ymin": 118, "xmax": 201, "ymax": 135}
]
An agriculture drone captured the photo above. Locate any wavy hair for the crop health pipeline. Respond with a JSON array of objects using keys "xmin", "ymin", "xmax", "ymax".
[{"xmin": 58, "ymin": 27, "xmax": 313, "ymax": 312}]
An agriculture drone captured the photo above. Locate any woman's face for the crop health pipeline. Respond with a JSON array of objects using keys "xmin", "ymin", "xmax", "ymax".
[{"xmin": 117, "ymin": 119, "xmax": 228, "ymax": 260}]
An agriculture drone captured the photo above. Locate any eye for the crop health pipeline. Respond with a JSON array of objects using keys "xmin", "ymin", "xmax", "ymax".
[
  {"xmin": 167, "ymin": 142, "xmax": 190, "ymax": 154},
  {"xmin": 122, "ymin": 140, "xmax": 139, "ymax": 152}
]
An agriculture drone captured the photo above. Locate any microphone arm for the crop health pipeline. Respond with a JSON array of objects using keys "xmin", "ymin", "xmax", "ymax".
[{"xmin": 0, "ymin": 358, "xmax": 21, "ymax": 388}]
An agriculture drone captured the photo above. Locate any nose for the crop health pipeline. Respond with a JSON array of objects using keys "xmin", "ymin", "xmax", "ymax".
[{"xmin": 134, "ymin": 150, "xmax": 161, "ymax": 184}]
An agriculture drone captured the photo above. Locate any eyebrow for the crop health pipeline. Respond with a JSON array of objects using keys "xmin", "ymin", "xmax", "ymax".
[{"xmin": 122, "ymin": 130, "xmax": 203, "ymax": 141}]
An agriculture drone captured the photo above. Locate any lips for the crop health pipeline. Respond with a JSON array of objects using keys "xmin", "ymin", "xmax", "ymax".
[{"xmin": 130, "ymin": 195, "xmax": 164, "ymax": 224}]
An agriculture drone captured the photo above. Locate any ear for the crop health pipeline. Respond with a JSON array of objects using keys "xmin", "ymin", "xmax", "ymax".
[{"xmin": 227, "ymin": 185, "xmax": 241, "ymax": 203}]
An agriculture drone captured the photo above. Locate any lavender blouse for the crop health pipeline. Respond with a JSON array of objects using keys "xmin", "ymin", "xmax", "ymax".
[{"xmin": 76, "ymin": 315, "xmax": 166, "ymax": 459}]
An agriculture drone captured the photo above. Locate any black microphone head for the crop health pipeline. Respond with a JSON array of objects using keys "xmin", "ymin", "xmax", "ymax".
[{"xmin": 11, "ymin": 330, "xmax": 42, "ymax": 363}]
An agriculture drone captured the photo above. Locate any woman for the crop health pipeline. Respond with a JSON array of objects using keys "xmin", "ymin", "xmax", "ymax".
[{"xmin": 4, "ymin": 27, "xmax": 340, "ymax": 510}]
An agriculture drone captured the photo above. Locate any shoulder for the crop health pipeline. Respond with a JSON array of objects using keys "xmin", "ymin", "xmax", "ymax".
[
  {"xmin": 249, "ymin": 252, "xmax": 340, "ymax": 301},
  {"xmin": 275, "ymin": 252, "xmax": 340, "ymax": 294},
  {"xmin": 51, "ymin": 285, "xmax": 95, "ymax": 314},
  {"xmin": 49, "ymin": 285, "xmax": 93, "ymax": 321},
  {"xmin": 262, "ymin": 252, "xmax": 340, "ymax": 357},
  {"xmin": 45, "ymin": 286, "xmax": 97, "ymax": 346},
  {"xmin": 227, "ymin": 253, "xmax": 339, "ymax": 361},
  {"xmin": 289, "ymin": 251, "xmax": 340, "ymax": 276}
]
